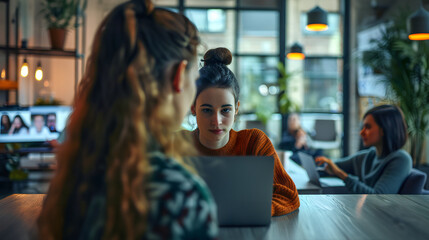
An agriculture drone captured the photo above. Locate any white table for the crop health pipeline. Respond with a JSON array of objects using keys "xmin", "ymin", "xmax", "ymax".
[{"xmin": 285, "ymin": 158, "xmax": 322, "ymax": 194}]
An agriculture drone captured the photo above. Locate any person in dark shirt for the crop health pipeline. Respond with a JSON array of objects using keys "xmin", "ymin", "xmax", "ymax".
[
  {"xmin": 1, "ymin": 114, "xmax": 11, "ymax": 134},
  {"xmin": 46, "ymin": 113, "xmax": 58, "ymax": 133},
  {"xmin": 279, "ymin": 113, "xmax": 322, "ymax": 165},
  {"xmin": 316, "ymin": 105, "xmax": 412, "ymax": 194}
]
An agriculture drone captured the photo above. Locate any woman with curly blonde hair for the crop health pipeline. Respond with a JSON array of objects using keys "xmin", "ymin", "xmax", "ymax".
[{"xmin": 37, "ymin": 0, "xmax": 218, "ymax": 239}]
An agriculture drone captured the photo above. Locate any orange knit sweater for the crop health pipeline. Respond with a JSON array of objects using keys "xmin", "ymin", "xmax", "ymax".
[{"xmin": 192, "ymin": 128, "xmax": 300, "ymax": 216}]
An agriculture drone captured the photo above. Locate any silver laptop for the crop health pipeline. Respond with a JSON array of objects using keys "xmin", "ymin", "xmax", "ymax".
[
  {"xmin": 190, "ymin": 156, "xmax": 274, "ymax": 227},
  {"xmin": 298, "ymin": 152, "xmax": 345, "ymax": 187}
]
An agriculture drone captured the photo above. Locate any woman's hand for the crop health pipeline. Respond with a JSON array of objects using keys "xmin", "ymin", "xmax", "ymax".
[
  {"xmin": 8, "ymin": 124, "xmax": 16, "ymax": 135},
  {"xmin": 295, "ymin": 129, "xmax": 307, "ymax": 149},
  {"xmin": 315, "ymin": 156, "xmax": 348, "ymax": 180}
]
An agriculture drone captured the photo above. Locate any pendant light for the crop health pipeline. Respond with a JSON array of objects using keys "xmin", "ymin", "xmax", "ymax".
[
  {"xmin": 408, "ymin": 1, "xmax": 429, "ymax": 41},
  {"xmin": 21, "ymin": 58, "xmax": 29, "ymax": 77},
  {"xmin": 306, "ymin": 6, "xmax": 328, "ymax": 31},
  {"xmin": 287, "ymin": 42, "xmax": 305, "ymax": 60},
  {"xmin": 35, "ymin": 62, "xmax": 43, "ymax": 81},
  {"xmin": 1, "ymin": 68, "xmax": 5, "ymax": 80}
]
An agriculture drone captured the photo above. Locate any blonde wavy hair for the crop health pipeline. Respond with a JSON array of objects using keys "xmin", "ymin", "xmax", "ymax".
[{"xmin": 37, "ymin": 0, "xmax": 200, "ymax": 239}]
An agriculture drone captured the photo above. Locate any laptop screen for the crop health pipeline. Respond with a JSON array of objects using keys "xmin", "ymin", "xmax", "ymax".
[
  {"xmin": 0, "ymin": 106, "xmax": 72, "ymax": 143},
  {"xmin": 190, "ymin": 156, "xmax": 274, "ymax": 226}
]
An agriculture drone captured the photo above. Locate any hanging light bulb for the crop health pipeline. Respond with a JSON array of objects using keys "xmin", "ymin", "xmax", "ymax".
[
  {"xmin": 287, "ymin": 42, "xmax": 305, "ymax": 60},
  {"xmin": 21, "ymin": 58, "xmax": 29, "ymax": 77},
  {"xmin": 35, "ymin": 62, "xmax": 43, "ymax": 81},
  {"xmin": 408, "ymin": 4, "xmax": 429, "ymax": 40},
  {"xmin": 1, "ymin": 68, "xmax": 5, "ymax": 80},
  {"xmin": 306, "ymin": 6, "xmax": 329, "ymax": 31}
]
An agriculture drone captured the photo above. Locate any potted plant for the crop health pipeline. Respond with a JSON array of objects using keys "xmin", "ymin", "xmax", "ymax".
[
  {"xmin": 362, "ymin": 11, "xmax": 429, "ymax": 168},
  {"xmin": 252, "ymin": 62, "xmax": 300, "ymax": 147},
  {"xmin": 34, "ymin": 97, "xmax": 63, "ymax": 106},
  {"xmin": 277, "ymin": 62, "xmax": 300, "ymax": 115},
  {"xmin": 254, "ymin": 62, "xmax": 300, "ymax": 123},
  {"xmin": 40, "ymin": 0, "xmax": 87, "ymax": 49}
]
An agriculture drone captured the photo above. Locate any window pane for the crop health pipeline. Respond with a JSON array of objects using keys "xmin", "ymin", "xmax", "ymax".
[
  {"xmin": 238, "ymin": 11, "xmax": 279, "ymax": 54},
  {"xmin": 186, "ymin": 10, "xmax": 235, "ymax": 54},
  {"xmin": 185, "ymin": 0, "xmax": 236, "ymax": 7},
  {"xmin": 301, "ymin": 58, "xmax": 342, "ymax": 112},
  {"xmin": 185, "ymin": 9, "xmax": 226, "ymax": 33},
  {"xmin": 287, "ymin": 0, "xmax": 342, "ymax": 56},
  {"xmin": 240, "ymin": 0, "xmax": 279, "ymax": 9},
  {"xmin": 153, "ymin": 0, "xmax": 178, "ymax": 6},
  {"xmin": 237, "ymin": 56, "xmax": 278, "ymax": 113},
  {"xmin": 300, "ymin": 12, "xmax": 342, "ymax": 55}
]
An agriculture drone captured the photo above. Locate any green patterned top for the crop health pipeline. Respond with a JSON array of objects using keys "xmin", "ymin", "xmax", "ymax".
[{"xmin": 78, "ymin": 152, "xmax": 219, "ymax": 239}]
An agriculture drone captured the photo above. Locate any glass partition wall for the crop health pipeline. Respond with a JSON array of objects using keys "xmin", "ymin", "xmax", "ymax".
[{"xmin": 158, "ymin": 0, "xmax": 344, "ymax": 157}]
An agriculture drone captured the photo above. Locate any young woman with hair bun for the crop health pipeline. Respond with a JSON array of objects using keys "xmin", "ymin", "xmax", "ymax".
[{"xmin": 190, "ymin": 47, "xmax": 300, "ymax": 216}]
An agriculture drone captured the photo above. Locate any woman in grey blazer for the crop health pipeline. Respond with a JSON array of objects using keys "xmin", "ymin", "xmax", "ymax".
[{"xmin": 316, "ymin": 105, "xmax": 412, "ymax": 194}]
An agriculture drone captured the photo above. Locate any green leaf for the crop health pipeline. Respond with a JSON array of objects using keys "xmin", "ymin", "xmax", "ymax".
[{"xmin": 40, "ymin": 0, "xmax": 87, "ymax": 29}]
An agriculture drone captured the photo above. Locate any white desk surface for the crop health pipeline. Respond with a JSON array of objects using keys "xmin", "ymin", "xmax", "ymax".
[{"xmin": 285, "ymin": 159, "xmax": 322, "ymax": 194}]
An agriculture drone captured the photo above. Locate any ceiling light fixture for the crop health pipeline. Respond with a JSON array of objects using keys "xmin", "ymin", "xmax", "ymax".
[
  {"xmin": 21, "ymin": 58, "xmax": 29, "ymax": 77},
  {"xmin": 306, "ymin": 6, "xmax": 328, "ymax": 32},
  {"xmin": 35, "ymin": 62, "xmax": 43, "ymax": 81},
  {"xmin": 287, "ymin": 42, "xmax": 305, "ymax": 60},
  {"xmin": 408, "ymin": 1, "xmax": 429, "ymax": 41}
]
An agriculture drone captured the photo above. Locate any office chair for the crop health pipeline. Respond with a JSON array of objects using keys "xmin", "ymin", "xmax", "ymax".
[
  {"xmin": 310, "ymin": 119, "xmax": 340, "ymax": 150},
  {"xmin": 312, "ymin": 119, "xmax": 337, "ymax": 141},
  {"xmin": 399, "ymin": 168, "xmax": 429, "ymax": 194}
]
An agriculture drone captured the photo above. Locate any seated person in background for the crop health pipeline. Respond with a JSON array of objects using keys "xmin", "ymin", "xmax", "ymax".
[
  {"xmin": 38, "ymin": 1, "xmax": 218, "ymax": 239},
  {"xmin": 46, "ymin": 113, "xmax": 58, "ymax": 133},
  {"xmin": 189, "ymin": 47, "xmax": 299, "ymax": 216},
  {"xmin": 29, "ymin": 115, "xmax": 51, "ymax": 135},
  {"xmin": 285, "ymin": 113, "xmax": 308, "ymax": 150},
  {"xmin": 48, "ymin": 114, "xmax": 70, "ymax": 149},
  {"xmin": 1, "ymin": 114, "xmax": 11, "ymax": 134},
  {"xmin": 279, "ymin": 113, "xmax": 322, "ymax": 165},
  {"xmin": 47, "ymin": 127, "xmax": 66, "ymax": 150},
  {"xmin": 316, "ymin": 105, "xmax": 412, "ymax": 194},
  {"xmin": 8, "ymin": 115, "xmax": 29, "ymax": 135}
]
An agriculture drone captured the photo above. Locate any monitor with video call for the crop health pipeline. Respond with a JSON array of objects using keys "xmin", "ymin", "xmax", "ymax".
[{"xmin": 0, "ymin": 106, "xmax": 72, "ymax": 143}]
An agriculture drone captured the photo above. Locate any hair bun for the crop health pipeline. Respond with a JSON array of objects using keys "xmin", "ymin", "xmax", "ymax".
[
  {"xmin": 133, "ymin": 0, "xmax": 154, "ymax": 16},
  {"xmin": 203, "ymin": 47, "xmax": 232, "ymax": 66}
]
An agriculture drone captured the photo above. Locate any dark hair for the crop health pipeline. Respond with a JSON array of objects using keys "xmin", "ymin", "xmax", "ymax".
[
  {"xmin": 38, "ymin": 0, "xmax": 200, "ymax": 239},
  {"xmin": 1, "ymin": 114, "xmax": 11, "ymax": 134},
  {"xmin": 196, "ymin": 47, "xmax": 239, "ymax": 104},
  {"xmin": 363, "ymin": 105, "xmax": 407, "ymax": 157},
  {"xmin": 12, "ymin": 115, "xmax": 29, "ymax": 132}
]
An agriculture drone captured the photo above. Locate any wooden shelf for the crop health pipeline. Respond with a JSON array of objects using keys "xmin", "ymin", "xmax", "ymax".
[
  {"xmin": 0, "ymin": 46, "xmax": 80, "ymax": 58},
  {"xmin": 0, "ymin": 80, "xmax": 18, "ymax": 90}
]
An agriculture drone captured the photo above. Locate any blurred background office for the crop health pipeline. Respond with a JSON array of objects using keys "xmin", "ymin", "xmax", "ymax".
[{"xmin": 1, "ymin": 0, "xmax": 429, "ymax": 193}]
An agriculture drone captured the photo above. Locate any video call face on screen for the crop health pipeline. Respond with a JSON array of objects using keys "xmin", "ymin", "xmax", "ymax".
[{"xmin": 0, "ymin": 106, "xmax": 71, "ymax": 143}]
